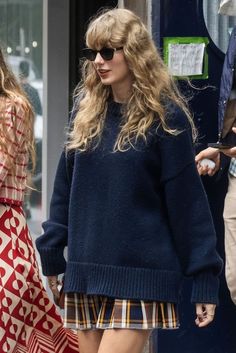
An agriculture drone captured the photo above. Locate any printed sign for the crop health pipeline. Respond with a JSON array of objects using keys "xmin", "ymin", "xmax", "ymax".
[{"xmin": 163, "ymin": 37, "xmax": 209, "ymax": 79}]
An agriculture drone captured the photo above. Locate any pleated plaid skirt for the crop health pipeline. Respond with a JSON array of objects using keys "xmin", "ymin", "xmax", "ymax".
[{"xmin": 64, "ymin": 293, "xmax": 179, "ymax": 330}]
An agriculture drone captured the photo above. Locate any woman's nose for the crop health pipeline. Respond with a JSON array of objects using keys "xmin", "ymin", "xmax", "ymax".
[{"xmin": 94, "ymin": 52, "xmax": 104, "ymax": 63}]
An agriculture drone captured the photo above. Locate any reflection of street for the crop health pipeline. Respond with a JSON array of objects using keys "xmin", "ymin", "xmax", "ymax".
[
  {"xmin": 27, "ymin": 205, "xmax": 42, "ymax": 241},
  {"xmin": 27, "ymin": 205, "xmax": 61, "ymax": 297},
  {"xmin": 26, "ymin": 205, "xmax": 46, "ymax": 284}
]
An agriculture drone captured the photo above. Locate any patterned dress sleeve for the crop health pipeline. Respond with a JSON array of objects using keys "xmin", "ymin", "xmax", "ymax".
[{"xmin": 0, "ymin": 98, "xmax": 27, "ymax": 188}]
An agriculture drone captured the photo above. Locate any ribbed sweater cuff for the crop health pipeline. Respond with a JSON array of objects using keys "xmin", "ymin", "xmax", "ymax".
[
  {"xmin": 191, "ymin": 272, "xmax": 219, "ymax": 305},
  {"xmin": 37, "ymin": 248, "xmax": 66, "ymax": 276}
]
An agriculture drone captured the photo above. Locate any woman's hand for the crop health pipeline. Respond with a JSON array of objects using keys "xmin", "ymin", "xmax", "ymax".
[
  {"xmin": 195, "ymin": 303, "xmax": 216, "ymax": 327},
  {"xmin": 195, "ymin": 147, "xmax": 220, "ymax": 176},
  {"xmin": 47, "ymin": 275, "xmax": 60, "ymax": 302}
]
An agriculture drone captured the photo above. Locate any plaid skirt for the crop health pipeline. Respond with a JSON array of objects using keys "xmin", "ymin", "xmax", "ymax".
[{"xmin": 64, "ymin": 293, "xmax": 179, "ymax": 330}]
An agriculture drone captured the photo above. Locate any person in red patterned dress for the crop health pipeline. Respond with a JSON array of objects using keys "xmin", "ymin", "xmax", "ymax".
[{"xmin": 0, "ymin": 47, "xmax": 79, "ymax": 353}]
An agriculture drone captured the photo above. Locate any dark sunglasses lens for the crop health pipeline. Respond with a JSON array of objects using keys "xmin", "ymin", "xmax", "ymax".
[
  {"xmin": 100, "ymin": 48, "xmax": 114, "ymax": 60},
  {"xmin": 82, "ymin": 48, "xmax": 116, "ymax": 61},
  {"xmin": 82, "ymin": 48, "xmax": 96, "ymax": 61}
]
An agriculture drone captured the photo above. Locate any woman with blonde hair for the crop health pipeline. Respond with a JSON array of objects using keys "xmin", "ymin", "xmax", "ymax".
[
  {"xmin": 0, "ymin": 48, "xmax": 79, "ymax": 353},
  {"xmin": 37, "ymin": 8, "xmax": 222, "ymax": 353}
]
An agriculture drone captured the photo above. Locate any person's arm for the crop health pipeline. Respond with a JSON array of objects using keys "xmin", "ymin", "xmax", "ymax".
[
  {"xmin": 221, "ymin": 127, "xmax": 236, "ymax": 157},
  {"xmin": 0, "ymin": 99, "xmax": 26, "ymax": 187},
  {"xmin": 36, "ymin": 97, "xmax": 80, "ymax": 279},
  {"xmin": 36, "ymin": 97, "xmax": 80, "ymax": 283},
  {"xmin": 158, "ymin": 108, "xmax": 223, "ymax": 326},
  {"xmin": 36, "ymin": 149, "xmax": 72, "ymax": 276}
]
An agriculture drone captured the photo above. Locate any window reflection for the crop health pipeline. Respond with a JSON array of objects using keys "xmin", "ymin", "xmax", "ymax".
[
  {"xmin": 0, "ymin": 0, "xmax": 43, "ymax": 240},
  {"xmin": 203, "ymin": 0, "xmax": 236, "ymax": 53}
]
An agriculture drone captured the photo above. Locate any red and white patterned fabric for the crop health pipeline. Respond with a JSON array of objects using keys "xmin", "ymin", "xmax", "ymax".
[
  {"xmin": 0, "ymin": 96, "xmax": 28, "ymax": 205},
  {"xmin": 0, "ymin": 204, "xmax": 79, "ymax": 353}
]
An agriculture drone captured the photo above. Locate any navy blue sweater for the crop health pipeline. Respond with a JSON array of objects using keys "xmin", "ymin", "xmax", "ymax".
[{"xmin": 36, "ymin": 101, "xmax": 222, "ymax": 304}]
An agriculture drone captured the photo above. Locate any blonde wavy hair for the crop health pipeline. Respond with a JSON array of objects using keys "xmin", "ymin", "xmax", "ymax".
[
  {"xmin": 0, "ymin": 47, "xmax": 35, "ymax": 173},
  {"xmin": 67, "ymin": 8, "xmax": 196, "ymax": 152}
]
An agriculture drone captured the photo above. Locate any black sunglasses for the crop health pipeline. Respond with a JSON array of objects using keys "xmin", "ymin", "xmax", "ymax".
[{"xmin": 82, "ymin": 47, "xmax": 123, "ymax": 61}]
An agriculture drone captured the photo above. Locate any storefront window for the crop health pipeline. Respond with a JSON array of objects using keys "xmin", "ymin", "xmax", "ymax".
[
  {"xmin": 118, "ymin": 0, "xmax": 151, "ymax": 30},
  {"xmin": 203, "ymin": 0, "xmax": 236, "ymax": 53},
  {"xmin": 0, "ymin": 0, "xmax": 43, "ymax": 242}
]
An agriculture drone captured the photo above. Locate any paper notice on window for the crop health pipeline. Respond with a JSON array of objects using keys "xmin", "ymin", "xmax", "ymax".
[{"xmin": 168, "ymin": 43, "xmax": 205, "ymax": 76}]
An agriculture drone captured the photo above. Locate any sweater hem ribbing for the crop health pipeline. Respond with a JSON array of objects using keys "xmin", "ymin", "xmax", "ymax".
[{"xmin": 64, "ymin": 262, "xmax": 183, "ymax": 303}]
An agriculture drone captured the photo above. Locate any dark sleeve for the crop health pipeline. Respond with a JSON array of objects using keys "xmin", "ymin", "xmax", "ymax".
[
  {"xmin": 36, "ymin": 150, "xmax": 71, "ymax": 276},
  {"xmin": 36, "ymin": 99, "xmax": 80, "ymax": 276},
  {"xmin": 158, "ymin": 108, "xmax": 223, "ymax": 304}
]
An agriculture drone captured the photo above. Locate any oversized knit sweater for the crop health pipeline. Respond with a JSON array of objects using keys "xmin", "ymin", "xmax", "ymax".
[{"xmin": 36, "ymin": 101, "xmax": 223, "ymax": 304}]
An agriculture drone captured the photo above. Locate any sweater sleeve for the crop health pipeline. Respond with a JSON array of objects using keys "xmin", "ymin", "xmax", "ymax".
[
  {"xmin": 36, "ymin": 99, "xmax": 79, "ymax": 276},
  {"xmin": 36, "ymin": 150, "xmax": 71, "ymax": 276},
  {"xmin": 158, "ymin": 108, "xmax": 223, "ymax": 305}
]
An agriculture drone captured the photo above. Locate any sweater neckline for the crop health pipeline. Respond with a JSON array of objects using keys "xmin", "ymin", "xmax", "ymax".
[{"xmin": 107, "ymin": 100, "xmax": 124, "ymax": 115}]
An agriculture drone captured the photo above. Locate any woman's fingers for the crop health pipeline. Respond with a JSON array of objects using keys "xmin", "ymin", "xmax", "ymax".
[
  {"xmin": 196, "ymin": 162, "xmax": 218, "ymax": 176},
  {"xmin": 195, "ymin": 148, "xmax": 220, "ymax": 176},
  {"xmin": 195, "ymin": 303, "xmax": 216, "ymax": 327},
  {"xmin": 47, "ymin": 275, "xmax": 61, "ymax": 299}
]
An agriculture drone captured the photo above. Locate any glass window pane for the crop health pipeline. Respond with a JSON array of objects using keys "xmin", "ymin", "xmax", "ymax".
[
  {"xmin": 203, "ymin": 0, "xmax": 236, "ymax": 53},
  {"xmin": 119, "ymin": 0, "xmax": 148, "ymax": 26},
  {"xmin": 0, "ymin": 0, "xmax": 43, "ymax": 242}
]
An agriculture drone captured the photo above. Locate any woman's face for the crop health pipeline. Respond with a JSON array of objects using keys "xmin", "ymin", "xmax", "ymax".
[{"xmin": 93, "ymin": 47, "xmax": 132, "ymax": 93}]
